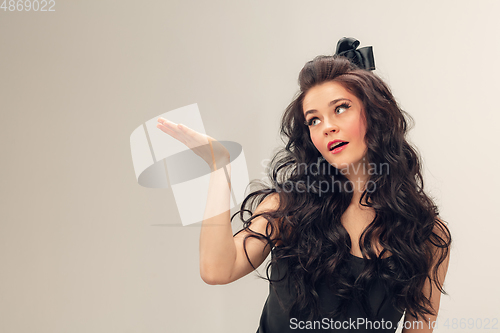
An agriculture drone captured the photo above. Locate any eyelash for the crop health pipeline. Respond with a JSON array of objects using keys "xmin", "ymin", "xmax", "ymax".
[{"xmin": 304, "ymin": 102, "xmax": 352, "ymax": 127}]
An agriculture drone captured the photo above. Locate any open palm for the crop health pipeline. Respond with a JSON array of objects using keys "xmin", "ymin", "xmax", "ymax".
[{"xmin": 156, "ymin": 117, "xmax": 230, "ymax": 170}]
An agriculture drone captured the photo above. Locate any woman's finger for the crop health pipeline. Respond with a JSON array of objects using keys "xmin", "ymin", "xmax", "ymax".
[
  {"xmin": 157, "ymin": 118, "xmax": 185, "ymax": 138},
  {"xmin": 158, "ymin": 118, "xmax": 212, "ymax": 151},
  {"xmin": 177, "ymin": 123, "xmax": 210, "ymax": 146},
  {"xmin": 156, "ymin": 122, "xmax": 187, "ymax": 145},
  {"xmin": 156, "ymin": 118, "xmax": 229, "ymax": 168},
  {"xmin": 158, "ymin": 118, "xmax": 179, "ymax": 130},
  {"xmin": 159, "ymin": 118, "xmax": 209, "ymax": 146}
]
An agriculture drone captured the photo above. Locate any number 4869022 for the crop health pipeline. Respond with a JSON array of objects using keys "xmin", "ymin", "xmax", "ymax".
[{"xmin": 1, "ymin": 0, "xmax": 56, "ymax": 11}]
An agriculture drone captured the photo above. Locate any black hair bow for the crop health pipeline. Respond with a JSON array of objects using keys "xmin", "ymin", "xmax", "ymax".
[{"xmin": 334, "ymin": 37, "xmax": 375, "ymax": 71}]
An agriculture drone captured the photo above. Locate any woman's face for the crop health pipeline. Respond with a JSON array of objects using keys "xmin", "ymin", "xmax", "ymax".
[{"xmin": 302, "ymin": 81, "xmax": 368, "ymax": 173}]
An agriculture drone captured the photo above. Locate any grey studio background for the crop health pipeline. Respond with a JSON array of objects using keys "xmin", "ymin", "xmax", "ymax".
[{"xmin": 1, "ymin": 1, "xmax": 499, "ymax": 333}]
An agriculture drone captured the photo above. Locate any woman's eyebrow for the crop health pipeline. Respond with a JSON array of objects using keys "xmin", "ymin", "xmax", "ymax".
[{"xmin": 304, "ymin": 98, "xmax": 352, "ymax": 117}]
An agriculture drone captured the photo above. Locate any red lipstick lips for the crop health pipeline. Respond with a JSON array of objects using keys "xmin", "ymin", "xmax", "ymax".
[{"xmin": 328, "ymin": 140, "xmax": 349, "ymax": 154}]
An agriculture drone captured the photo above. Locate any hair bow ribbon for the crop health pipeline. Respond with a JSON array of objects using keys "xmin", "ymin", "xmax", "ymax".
[{"xmin": 334, "ymin": 37, "xmax": 376, "ymax": 71}]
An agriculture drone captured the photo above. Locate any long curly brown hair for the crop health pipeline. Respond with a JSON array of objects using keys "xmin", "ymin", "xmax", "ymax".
[{"xmin": 232, "ymin": 55, "xmax": 452, "ymax": 322}]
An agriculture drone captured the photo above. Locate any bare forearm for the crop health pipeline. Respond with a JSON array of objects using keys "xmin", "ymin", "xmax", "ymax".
[{"xmin": 199, "ymin": 161, "xmax": 235, "ymax": 284}]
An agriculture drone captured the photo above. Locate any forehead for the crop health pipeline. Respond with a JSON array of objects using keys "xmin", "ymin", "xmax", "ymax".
[{"xmin": 302, "ymin": 81, "xmax": 357, "ymax": 112}]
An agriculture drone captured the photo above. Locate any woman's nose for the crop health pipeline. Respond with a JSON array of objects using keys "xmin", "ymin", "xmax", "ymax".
[{"xmin": 322, "ymin": 117, "xmax": 338, "ymax": 135}]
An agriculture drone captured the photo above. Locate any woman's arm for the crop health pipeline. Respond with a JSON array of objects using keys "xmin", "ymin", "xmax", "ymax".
[
  {"xmin": 200, "ymin": 190, "xmax": 281, "ymax": 285},
  {"xmin": 156, "ymin": 118, "xmax": 280, "ymax": 285},
  {"xmin": 402, "ymin": 220, "xmax": 451, "ymax": 333}
]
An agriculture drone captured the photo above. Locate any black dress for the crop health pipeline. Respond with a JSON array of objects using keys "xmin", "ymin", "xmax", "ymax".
[{"xmin": 256, "ymin": 247, "xmax": 404, "ymax": 332}]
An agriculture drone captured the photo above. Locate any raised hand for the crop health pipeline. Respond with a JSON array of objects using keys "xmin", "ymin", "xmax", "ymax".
[{"xmin": 156, "ymin": 117, "xmax": 230, "ymax": 171}]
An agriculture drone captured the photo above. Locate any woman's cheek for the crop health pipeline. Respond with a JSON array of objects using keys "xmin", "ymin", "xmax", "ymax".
[{"xmin": 311, "ymin": 136, "xmax": 322, "ymax": 153}]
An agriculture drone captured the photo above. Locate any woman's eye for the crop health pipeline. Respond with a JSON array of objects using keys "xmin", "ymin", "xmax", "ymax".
[
  {"xmin": 305, "ymin": 104, "xmax": 351, "ymax": 126},
  {"xmin": 310, "ymin": 118, "xmax": 320, "ymax": 126},
  {"xmin": 305, "ymin": 118, "xmax": 321, "ymax": 126},
  {"xmin": 336, "ymin": 104, "xmax": 350, "ymax": 114}
]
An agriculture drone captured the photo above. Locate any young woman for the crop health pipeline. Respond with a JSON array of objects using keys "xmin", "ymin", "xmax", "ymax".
[{"xmin": 157, "ymin": 37, "xmax": 452, "ymax": 333}]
